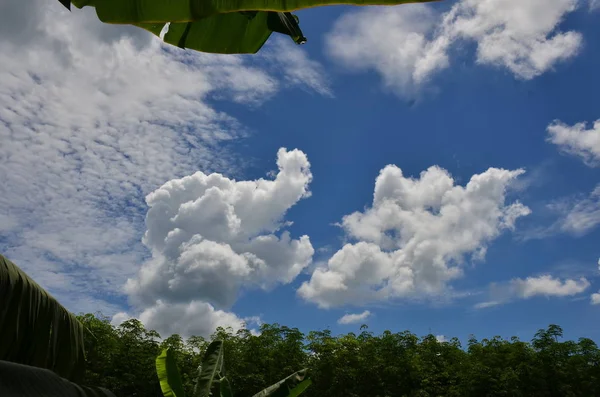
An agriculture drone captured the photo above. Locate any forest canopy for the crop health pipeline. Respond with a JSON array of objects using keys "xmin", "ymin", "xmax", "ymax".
[{"xmin": 78, "ymin": 313, "xmax": 600, "ymax": 397}]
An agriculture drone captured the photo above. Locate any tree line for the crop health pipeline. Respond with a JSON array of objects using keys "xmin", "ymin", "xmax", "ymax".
[{"xmin": 77, "ymin": 313, "xmax": 600, "ymax": 397}]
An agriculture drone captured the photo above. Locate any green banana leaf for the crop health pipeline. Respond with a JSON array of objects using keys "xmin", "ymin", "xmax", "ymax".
[
  {"xmin": 251, "ymin": 369, "xmax": 312, "ymax": 397},
  {"xmin": 0, "ymin": 360, "xmax": 115, "ymax": 397},
  {"xmin": 193, "ymin": 340, "xmax": 225, "ymax": 397},
  {"xmin": 58, "ymin": 0, "xmax": 436, "ymax": 54},
  {"xmin": 0, "ymin": 253, "xmax": 86, "ymax": 382},
  {"xmin": 68, "ymin": 0, "xmax": 438, "ymax": 23},
  {"xmin": 158, "ymin": 12, "xmax": 303, "ymax": 54},
  {"xmin": 156, "ymin": 349, "xmax": 186, "ymax": 397}
]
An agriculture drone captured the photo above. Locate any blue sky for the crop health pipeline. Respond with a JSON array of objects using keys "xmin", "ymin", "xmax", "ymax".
[{"xmin": 1, "ymin": 0, "xmax": 599, "ymax": 344}]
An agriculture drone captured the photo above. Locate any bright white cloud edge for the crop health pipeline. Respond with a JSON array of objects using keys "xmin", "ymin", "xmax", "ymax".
[
  {"xmin": 337, "ymin": 310, "xmax": 372, "ymax": 324},
  {"xmin": 476, "ymin": 274, "xmax": 590, "ymax": 308},
  {"xmin": 299, "ymin": 163, "xmax": 531, "ymax": 308},
  {"xmin": 325, "ymin": 0, "xmax": 583, "ymax": 96}
]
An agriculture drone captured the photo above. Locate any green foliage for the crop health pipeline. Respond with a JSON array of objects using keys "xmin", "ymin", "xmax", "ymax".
[
  {"xmin": 194, "ymin": 340, "xmax": 226, "ymax": 397},
  {"xmin": 251, "ymin": 369, "xmax": 312, "ymax": 397},
  {"xmin": 0, "ymin": 253, "xmax": 85, "ymax": 381},
  {"xmin": 56, "ymin": 0, "xmax": 437, "ymax": 54},
  {"xmin": 76, "ymin": 316, "xmax": 600, "ymax": 397},
  {"xmin": 155, "ymin": 339, "xmax": 311, "ymax": 397},
  {"xmin": 157, "ymin": 349, "xmax": 186, "ymax": 397}
]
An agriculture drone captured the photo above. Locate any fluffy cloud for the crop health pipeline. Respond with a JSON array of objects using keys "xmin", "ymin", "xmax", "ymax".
[
  {"xmin": 299, "ymin": 165, "xmax": 530, "ymax": 308},
  {"xmin": 0, "ymin": 0, "xmax": 327, "ymax": 326},
  {"xmin": 591, "ymin": 292, "xmax": 600, "ymax": 305},
  {"xmin": 325, "ymin": 5, "xmax": 444, "ymax": 95},
  {"xmin": 477, "ymin": 275, "xmax": 590, "ymax": 308},
  {"xmin": 337, "ymin": 310, "xmax": 372, "ymax": 324},
  {"xmin": 512, "ymin": 275, "xmax": 590, "ymax": 297},
  {"xmin": 326, "ymin": 0, "xmax": 582, "ymax": 95},
  {"xmin": 547, "ymin": 120, "xmax": 600, "ymax": 167},
  {"xmin": 122, "ymin": 149, "xmax": 314, "ymax": 336}
]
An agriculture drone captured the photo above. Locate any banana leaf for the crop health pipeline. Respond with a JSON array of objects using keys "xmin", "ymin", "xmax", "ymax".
[
  {"xmin": 67, "ymin": 0, "xmax": 438, "ymax": 23},
  {"xmin": 0, "ymin": 254, "xmax": 85, "ymax": 382},
  {"xmin": 156, "ymin": 349, "xmax": 186, "ymax": 397},
  {"xmin": 0, "ymin": 360, "xmax": 115, "ymax": 397},
  {"xmin": 193, "ymin": 340, "xmax": 225, "ymax": 397},
  {"xmin": 57, "ymin": 0, "xmax": 436, "ymax": 54},
  {"xmin": 251, "ymin": 369, "xmax": 312, "ymax": 397},
  {"xmin": 137, "ymin": 12, "xmax": 303, "ymax": 54}
]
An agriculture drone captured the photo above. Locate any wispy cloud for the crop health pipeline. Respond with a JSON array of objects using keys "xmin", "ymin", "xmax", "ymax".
[
  {"xmin": 338, "ymin": 310, "xmax": 372, "ymax": 324},
  {"xmin": 521, "ymin": 184, "xmax": 600, "ymax": 239},
  {"xmin": 476, "ymin": 274, "xmax": 590, "ymax": 308}
]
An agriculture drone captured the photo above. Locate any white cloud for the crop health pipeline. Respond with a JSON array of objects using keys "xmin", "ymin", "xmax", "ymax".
[
  {"xmin": 525, "ymin": 185, "xmax": 600, "ymax": 239},
  {"xmin": 261, "ymin": 38, "xmax": 332, "ymax": 97},
  {"xmin": 325, "ymin": 0, "xmax": 582, "ymax": 95},
  {"xmin": 512, "ymin": 275, "xmax": 590, "ymax": 297},
  {"xmin": 112, "ymin": 300, "xmax": 248, "ymax": 338},
  {"xmin": 337, "ymin": 310, "xmax": 372, "ymax": 324},
  {"xmin": 591, "ymin": 292, "xmax": 600, "ymax": 305},
  {"xmin": 436, "ymin": 335, "xmax": 447, "ymax": 343},
  {"xmin": 0, "ymin": 0, "xmax": 327, "ymax": 323},
  {"xmin": 547, "ymin": 120, "xmax": 600, "ymax": 167},
  {"xmin": 325, "ymin": 5, "xmax": 444, "ymax": 95},
  {"xmin": 477, "ymin": 275, "xmax": 590, "ymax": 308},
  {"xmin": 122, "ymin": 149, "xmax": 314, "ymax": 336},
  {"xmin": 299, "ymin": 165, "xmax": 530, "ymax": 308},
  {"xmin": 557, "ymin": 185, "xmax": 600, "ymax": 235}
]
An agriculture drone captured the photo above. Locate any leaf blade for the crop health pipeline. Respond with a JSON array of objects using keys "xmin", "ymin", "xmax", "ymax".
[
  {"xmin": 156, "ymin": 348, "xmax": 186, "ymax": 397},
  {"xmin": 193, "ymin": 340, "xmax": 225, "ymax": 397},
  {"xmin": 251, "ymin": 369, "xmax": 312, "ymax": 397}
]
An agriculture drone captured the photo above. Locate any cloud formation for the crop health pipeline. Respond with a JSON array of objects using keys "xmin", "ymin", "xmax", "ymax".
[
  {"xmin": 547, "ymin": 119, "xmax": 600, "ymax": 167},
  {"xmin": 524, "ymin": 184, "xmax": 600, "ymax": 239},
  {"xmin": 299, "ymin": 164, "xmax": 530, "ymax": 308},
  {"xmin": 121, "ymin": 148, "xmax": 314, "ymax": 337},
  {"xmin": 0, "ymin": 0, "xmax": 328, "ymax": 328},
  {"xmin": 477, "ymin": 275, "xmax": 590, "ymax": 308},
  {"xmin": 326, "ymin": 0, "xmax": 582, "ymax": 95},
  {"xmin": 337, "ymin": 310, "xmax": 372, "ymax": 324}
]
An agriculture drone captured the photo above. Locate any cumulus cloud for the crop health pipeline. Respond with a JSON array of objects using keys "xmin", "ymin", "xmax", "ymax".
[
  {"xmin": 121, "ymin": 149, "xmax": 314, "ymax": 336},
  {"xmin": 337, "ymin": 310, "xmax": 372, "ymax": 324},
  {"xmin": 0, "ymin": 0, "xmax": 327, "ymax": 324},
  {"xmin": 591, "ymin": 292, "xmax": 600, "ymax": 305},
  {"xmin": 325, "ymin": 0, "xmax": 582, "ymax": 95},
  {"xmin": 547, "ymin": 120, "xmax": 600, "ymax": 167},
  {"xmin": 299, "ymin": 164, "xmax": 530, "ymax": 308},
  {"xmin": 477, "ymin": 275, "xmax": 590, "ymax": 308},
  {"xmin": 436, "ymin": 335, "xmax": 447, "ymax": 343}
]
